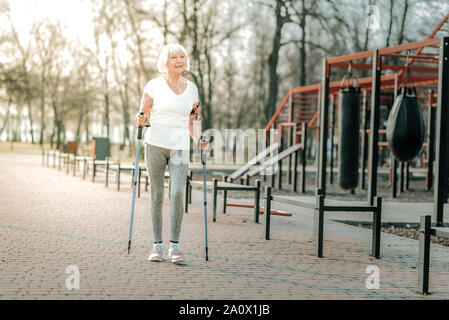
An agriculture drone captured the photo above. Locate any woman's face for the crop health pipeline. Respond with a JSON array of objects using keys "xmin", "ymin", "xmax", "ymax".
[{"xmin": 166, "ymin": 51, "xmax": 187, "ymax": 74}]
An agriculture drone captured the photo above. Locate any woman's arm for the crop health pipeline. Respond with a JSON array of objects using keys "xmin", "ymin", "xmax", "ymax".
[
  {"xmin": 135, "ymin": 93, "xmax": 153, "ymax": 126},
  {"xmin": 140, "ymin": 93, "xmax": 153, "ymax": 118},
  {"xmin": 189, "ymin": 101, "xmax": 199, "ymax": 140},
  {"xmin": 189, "ymin": 102, "xmax": 208, "ymax": 150},
  {"xmin": 189, "ymin": 112, "xmax": 197, "ymax": 141}
]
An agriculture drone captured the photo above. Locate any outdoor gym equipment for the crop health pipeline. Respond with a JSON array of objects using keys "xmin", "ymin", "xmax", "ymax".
[
  {"xmin": 386, "ymin": 86, "xmax": 425, "ymax": 162},
  {"xmin": 338, "ymin": 65, "xmax": 361, "ymax": 190}
]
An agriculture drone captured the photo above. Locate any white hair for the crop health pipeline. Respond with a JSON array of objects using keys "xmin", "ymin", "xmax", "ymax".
[{"xmin": 157, "ymin": 43, "xmax": 190, "ymax": 73}]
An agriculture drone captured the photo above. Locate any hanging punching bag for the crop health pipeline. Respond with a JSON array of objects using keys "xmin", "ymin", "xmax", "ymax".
[
  {"xmin": 338, "ymin": 86, "xmax": 361, "ymax": 190},
  {"xmin": 386, "ymin": 87, "xmax": 425, "ymax": 162}
]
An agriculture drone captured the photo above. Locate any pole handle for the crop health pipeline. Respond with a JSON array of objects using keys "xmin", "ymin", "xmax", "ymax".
[
  {"xmin": 199, "ymin": 135, "xmax": 208, "ymax": 165},
  {"xmin": 137, "ymin": 112, "xmax": 144, "ymax": 140}
]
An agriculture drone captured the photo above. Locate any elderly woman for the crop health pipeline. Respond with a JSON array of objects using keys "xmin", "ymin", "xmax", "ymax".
[{"xmin": 135, "ymin": 43, "xmax": 207, "ymax": 264}]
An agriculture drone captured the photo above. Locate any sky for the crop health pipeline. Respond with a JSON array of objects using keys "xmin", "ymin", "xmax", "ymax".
[{"xmin": 6, "ymin": 0, "xmax": 96, "ymax": 47}]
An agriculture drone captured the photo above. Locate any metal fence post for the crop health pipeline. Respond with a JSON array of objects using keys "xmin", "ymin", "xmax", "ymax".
[
  {"xmin": 255, "ymin": 180, "xmax": 261, "ymax": 224},
  {"xmin": 265, "ymin": 186, "xmax": 272, "ymax": 240},
  {"xmin": 213, "ymin": 178, "xmax": 218, "ymax": 222},
  {"xmin": 372, "ymin": 196, "xmax": 382, "ymax": 259},
  {"xmin": 368, "ymin": 49, "xmax": 381, "ymax": 206},
  {"xmin": 314, "ymin": 188, "xmax": 325, "ymax": 258},
  {"xmin": 223, "ymin": 176, "xmax": 228, "ymax": 214},
  {"xmin": 418, "ymin": 215, "xmax": 431, "ymax": 295}
]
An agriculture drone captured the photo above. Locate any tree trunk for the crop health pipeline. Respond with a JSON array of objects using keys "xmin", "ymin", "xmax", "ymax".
[
  {"xmin": 397, "ymin": 0, "xmax": 409, "ymax": 44},
  {"xmin": 76, "ymin": 105, "xmax": 84, "ymax": 143},
  {"xmin": 84, "ymin": 108, "xmax": 90, "ymax": 144},
  {"xmin": 26, "ymin": 100, "xmax": 35, "ymax": 144},
  {"xmin": 300, "ymin": 0, "xmax": 307, "ymax": 86},
  {"xmin": 385, "ymin": 0, "xmax": 394, "ymax": 47},
  {"xmin": 0, "ymin": 97, "xmax": 11, "ymax": 137},
  {"xmin": 264, "ymin": 2, "xmax": 283, "ymax": 123}
]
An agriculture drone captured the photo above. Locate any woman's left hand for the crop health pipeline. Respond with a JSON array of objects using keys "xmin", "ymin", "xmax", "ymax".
[{"xmin": 200, "ymin": 139, "xmax": 209, "ymax": 150}]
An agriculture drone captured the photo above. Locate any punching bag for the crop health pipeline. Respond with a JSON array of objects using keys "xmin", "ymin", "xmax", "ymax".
[
  {"xmin": 338, "ymin": 87, "xmax": 361, "ymax": 190},
  {"xmin": 386, "ymin": 87, "xmax": 425, "ymax": 162}
]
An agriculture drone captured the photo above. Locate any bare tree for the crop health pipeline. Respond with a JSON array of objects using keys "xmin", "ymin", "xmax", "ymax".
[
  {"xmin": 7, "ymin": 15, "xmax": 36, "ymax": 143},
  {"xmin": 397, "ymin": 0, "xmax": 409, "ymax": 44}
]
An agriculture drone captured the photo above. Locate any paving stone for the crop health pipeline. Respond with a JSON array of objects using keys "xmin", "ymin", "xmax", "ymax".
[{"xmin": 1, "ymin": 152, "xmax": 449, "ymax": 299}]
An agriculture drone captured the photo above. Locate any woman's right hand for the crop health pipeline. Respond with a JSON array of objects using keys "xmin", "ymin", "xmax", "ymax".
[{"xmin": 135, "ymin": 113, "xmax": 147, "ymax": 127}]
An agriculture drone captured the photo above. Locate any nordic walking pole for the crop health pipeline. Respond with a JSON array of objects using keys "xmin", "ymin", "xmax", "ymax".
[
  {"xmin": 128, "ymin": 112, "xmax": 145, "ymax": 254},
  {"xmin": 200, "ymin": 135, "xmax": 209, "ymax": 261}
]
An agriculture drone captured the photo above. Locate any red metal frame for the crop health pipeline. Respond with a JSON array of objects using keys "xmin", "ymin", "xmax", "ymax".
[{"xmin": 265, "ymin": 14, "xmax": 448, "ymax": 134}]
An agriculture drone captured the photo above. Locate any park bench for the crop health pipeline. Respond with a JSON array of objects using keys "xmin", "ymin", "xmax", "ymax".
[
  {"xmin": 183, "ymin": 143, "xmax": 278, "ymax": 222},
  {"xmin": 184, "ymin": 141, "xmax": 283, "ymax": 222},
  {"xmin": 185, "ymin": 177, "xmax": 262, "ymax": 223},
  {"xmin": 417, "ymin": 215, "xmax": 449, "ymax": 295}
]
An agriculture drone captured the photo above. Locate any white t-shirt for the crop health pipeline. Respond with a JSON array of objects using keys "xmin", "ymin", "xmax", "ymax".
[{"xmin": 143, "ymin": 76, "xmax": 199, "ymax": 150}]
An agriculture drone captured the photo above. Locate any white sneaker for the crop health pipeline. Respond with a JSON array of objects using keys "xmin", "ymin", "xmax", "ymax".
[
  {"xmin": 148, "ymin": 243, "xmax": 163, "ymax": 262},
  {"xmin": 168, "ymin": 243, "xmax": 186, "ymax": 264}
]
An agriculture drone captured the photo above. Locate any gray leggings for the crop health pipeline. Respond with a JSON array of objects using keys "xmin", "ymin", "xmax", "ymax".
[{"xmin": 144, "ymin": 144, "xmax": 189, "ymax": 243}]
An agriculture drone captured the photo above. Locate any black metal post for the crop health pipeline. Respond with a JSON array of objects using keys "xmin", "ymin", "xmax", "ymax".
[
  {"xmin": 278, "ymin": 135, "xmax": 284, "ymax": 190},
  {"xmin": 391, "ymin": 74, "xmax": 399, "ymax": 197},
  {"xmin": 255, "ymin": 180, "xmax": 261, "ymax": 223},
  {"xmin": 372, "ymin": 196, "xmax": 382, "ymax": 259},
  {"xmin": 427, "ymin": 92, "xmax": 436, "ymax": 191},
  {"xmin": 400, "ymin": 161, "xmax": 405, "ymax": 194},
  {"xmin": 290, "ymin": 123, "xmax": 298, "ymax": 191},
  {"xmin": 265, "ymin": 186, "xmax": 272, "ymax": 240},
  {"xmin": 313, "ymin": 188, "xmax": 325, "ymax": 258},
  {"xmin": 392, "ymin": 157, "xmax": 398, "ymax": 198},
  {"xmin": 418, "ymin": 215, "xmax": 431, "ymax": 295},
  {"xmin": 301, "ymin": 122, "xmax": 307, "ymax": 194},
  {"xmin": 185, "ymin": 172, "xmax": 190, "ymax": 213},
  {"xmin": 368, "ymin": 50, "xmax": 381, "ymax": 206},
  {"xmin": 329, "ymin": 95, "xmax": 336, "ymax": 185},
  {"xmin": 223, "ymin": 176, "xmax": 228, "ymax": 214},
  {"xmin": 317, "ymin": 60, "xmax": 330, "ymax": 195},
  {"xmin": 189, "ymin": 170, "xmax": 193, "ymax": 204},
  {"xmin": 213, "ymin": 178, "xmax": 218, "ymax": 222},
  {"xmin": 434, "ymin": 37, "xmax": 449, "ymax": 226},
  {"xmin": 293, "ymin": 148, "xmax": 299, "ymax": 192},
  {"xmin": 361, "ymin": 90, "xmax": 369, "ymax": 190},
  {"xmin": 288, "ymin": 128, "xmax": 293, "ymax": 185}
]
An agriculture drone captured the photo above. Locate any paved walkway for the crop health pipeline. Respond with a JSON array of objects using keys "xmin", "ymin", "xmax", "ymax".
[{"xmin": 1, "ymin": 152, "xmax": 449, "ymax": 300}]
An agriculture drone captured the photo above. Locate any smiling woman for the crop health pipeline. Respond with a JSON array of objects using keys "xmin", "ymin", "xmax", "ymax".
[{"xmin": 134, "ymin": 43, "xmax": 207, "ymax": 265}]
